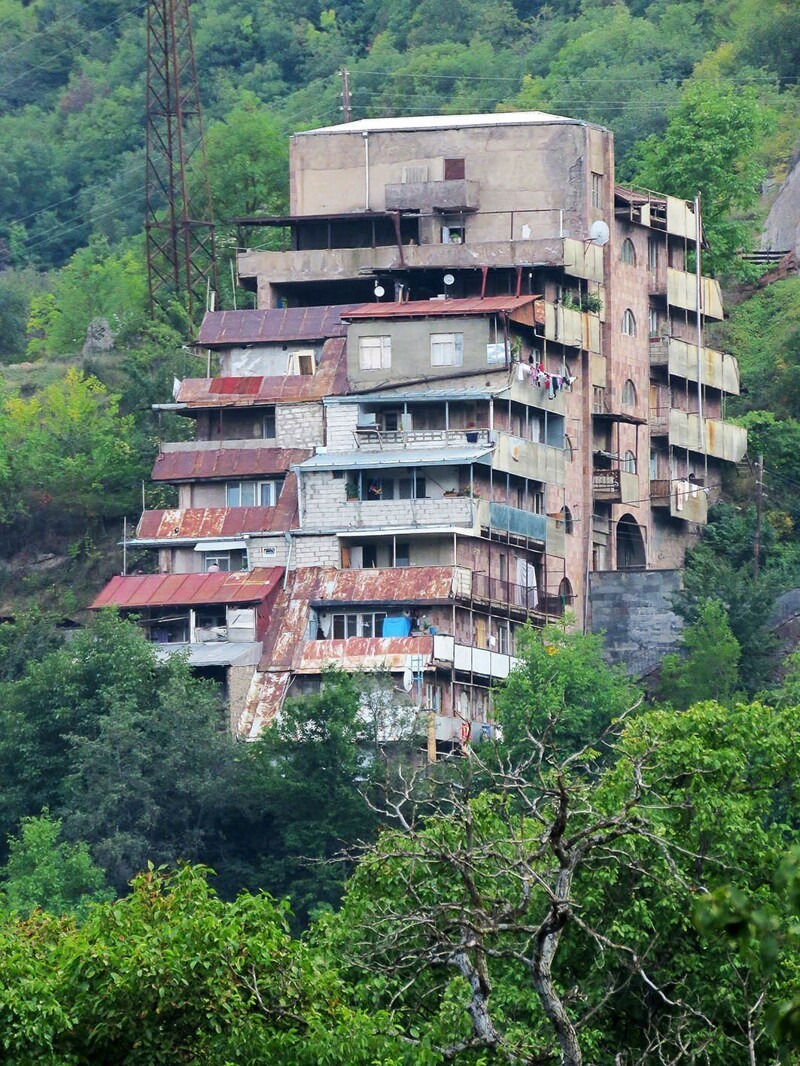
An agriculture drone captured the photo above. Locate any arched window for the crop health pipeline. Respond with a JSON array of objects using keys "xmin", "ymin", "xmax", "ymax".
[
  {"xmin": 620, "ymin": 238, "xmax": 636, "ymax": 266},
  {"xmin": 557, "ymin": 577, "xmax": 573, "ymax": 614},
  {"xmin": 616, "ymin": 513, "xmax": 646, "ymax": 571},
  {"xmin": 623, "ymin": 450, "xmax": 636, "ymax": 474},
  {"xmin": 622, "ymin": 378, "xmax": 637, "ymax": 406},
  {"xmin": 622, "ymin": 308, "xmax": 637, "ymax": 336},
  {"xmin": 564, "ymin": 434, "xmax": 574, "ymax": 462},
  {"xmin": 563, "ymin": 505, "xmax": 574, "ymax": 534}
]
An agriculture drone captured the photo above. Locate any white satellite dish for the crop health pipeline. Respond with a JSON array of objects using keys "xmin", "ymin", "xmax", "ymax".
[
  {"xmin": 443, "ymin": 273, "xmax": 455, "ymax": 287},
  {"xmin": 589, "ymin": 220, "xmax": 610, "ymax": 246},
  {"xmin": 374, "ymin": 284, "xmax": 385, "ymax": 298}
]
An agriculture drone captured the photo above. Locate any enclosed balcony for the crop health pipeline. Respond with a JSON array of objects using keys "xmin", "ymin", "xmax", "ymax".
[
  {"xmin": 649, "ymin": 336, "xmax": 739, "ymax": 394},
  {"xmin": 592, "ymin": 468, "xmax": 638, "ymax": 504},
  {"xmin": 650, "ymin": 478, "xmax": 708, "ymax": 523}
]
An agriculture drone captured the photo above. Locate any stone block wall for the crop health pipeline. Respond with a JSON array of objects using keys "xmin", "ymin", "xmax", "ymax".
[{"xmin": 588, "ymin": 568, "xmax": 684, "ymax": 677}]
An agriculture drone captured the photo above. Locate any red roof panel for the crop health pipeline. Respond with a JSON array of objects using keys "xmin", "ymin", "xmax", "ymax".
[
  {"xmin": 90, "ymin": 567, "xmax": 284, "ymax": 610},
  {"xmin": 176, "ymin": 336, "xmax": 348, "ymax": 408},
  {"xmin": 196, "ymin": 306, "xmax": 360, "ymax": 347},
  {"xmin": 342, "ymin": 296, "xmax": 540, "ymax": 320},
  {"xmin": 151, "ymin": 447, "xmax": 310, "ymax": 482}
]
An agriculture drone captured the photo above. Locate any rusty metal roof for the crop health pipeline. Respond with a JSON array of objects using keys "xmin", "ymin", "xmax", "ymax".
[
  {"xmin": 90, "ymin": 567, "xmax": 284, "ymax": 610},
  {"xmin": 152, "ymin": 447, "xmax": 310, "ymax": 482},
  {"xmin": 176, "ymin": 336, "xmax": 348, "ymax": 407},
  {"xmin": 298, "ymin": 445, "xmax": 491, "ymax": 471},
  {"xmin": 342, "ymin": 296, "xmax": 539, "ymax": 320},
  {"xmin": 136, "ymin": 473, "xmax": 299, "ymax": 540},
  {"xmin": 196, "ymin": 306, "xmax": 360, "ymax": 347},
  {"xmin": 240, "ymin": 670, "xmax": 292, "ymax": 739},
  {"xmin": 294, "ymin": 635, "xmax": 434, "ymax": 674},
  {"xmin": 311, "ymin": 566, "xmax": 458, "ymax": 605}
]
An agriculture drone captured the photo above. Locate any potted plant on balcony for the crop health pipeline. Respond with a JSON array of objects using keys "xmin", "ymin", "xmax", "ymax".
[{"xmin": 345, "ymin": 479, "xmax": 359, "ymax": 501}]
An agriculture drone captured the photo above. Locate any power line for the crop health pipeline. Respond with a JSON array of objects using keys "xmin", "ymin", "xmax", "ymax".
[{"xmin": 0, "ymin": 2, "xmax": 89, "ymax": 61}]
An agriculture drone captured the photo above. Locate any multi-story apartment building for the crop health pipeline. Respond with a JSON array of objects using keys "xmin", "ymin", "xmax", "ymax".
[{"xmin": 92, "ymin": 111, "xmax": 746, "ymax": 751}]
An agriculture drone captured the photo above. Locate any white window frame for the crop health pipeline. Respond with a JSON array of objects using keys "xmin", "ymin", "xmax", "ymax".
[
  {"xmin": 622, "ymin": 309, "xmax": 637, "ymax": 336},
  {"xmin": 430, "ymin": 332, "xmax": 463, "ymax": 367},
  {"xmin": 203, "ymin": 552, "xmax": 231, "ymax": 572},
  {"xmin": 621, "ymin": 238, "xmax": 636, "ymax": 266},
  {"xmin": 591, "ymin": 172, "xmax": 603, "ymax": 209},
  {"xmin": 622, "ymin": 379, "xmax": 637, "ymax": 406},
  {"xmin": 226, "ymin": 479, "xmax": 281, "ymax": 507},
  {"xmin": 359, "ymin": 335, "xmax": 392, "ymax": 371}
]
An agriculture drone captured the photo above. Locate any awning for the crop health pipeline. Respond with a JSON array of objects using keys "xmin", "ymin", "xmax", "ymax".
[
  {"xmin": 296, "ymin": 444, "xmax": 493, "ymax": 472},
  {"xmin": 193, "ymin": 540, "xmax": 248, "ymax": 553}
]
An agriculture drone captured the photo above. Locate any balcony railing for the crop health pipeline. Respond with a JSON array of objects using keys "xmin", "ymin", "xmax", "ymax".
[
  {"xmin": 354, "ymin": 426, "xmax": 492, "ymax": 449},
  {"xmin": 471, "ymin": 574, "xmax": 538, "ymax": 610}
]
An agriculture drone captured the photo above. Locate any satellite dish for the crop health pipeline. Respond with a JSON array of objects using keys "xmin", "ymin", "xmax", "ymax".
[
  {"xmin": 374, "ymin": 285, "xmax": 385, "ymax": 298},
  {"xmin": 443, "ymin": 273, "xmax": 455, "ymax": 287},
  {"xmin": 589, "ymin": 220, "xmax": 610, "ymax": 246}
]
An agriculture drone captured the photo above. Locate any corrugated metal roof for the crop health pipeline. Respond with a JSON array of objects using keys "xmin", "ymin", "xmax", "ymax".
[
  {"xmin": 155, "ymin": 642, "xmax": 263, "ymax": 667},
  {"xmin": 343, "ymin": 296, "xmax": 539, "ymax": 320},
  {"xmin": 90, "ymin": 567, "xmax": 284, "ymax": 610},
  {"xmin": 326, "ymin": 388, "xmax": 496, "ymax": 404},
  {"xmin": 312, "ymin": 566, "xmax": 458, "ymax": 605},
  {"xmin": 176, "ymin": 336, "xmax": 348, "ymax": 407},
  {"xmin": 136, "ymin": 473, "xmax": 299, "ymax": 541},
  {"xmin": 196, "ymin": 306, "xmax": 360, "ymax": 347},
  {"xmin": 294, "ymin": 635, "xmax": 434, "ymax": 673},
  {"xmin": 297, "ymin": 445, "xmax": 492, "ymax": 471},
  {"xmin": 239, "ymin": 670, "xmax": 292, "ymax": 739},
  {"xmin": 151, "ymin": 447, "xmax": 310, "ymax": 482}
]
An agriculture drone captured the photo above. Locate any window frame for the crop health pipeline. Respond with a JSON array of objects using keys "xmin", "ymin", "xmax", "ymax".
[
  {"xmin": 621, "ymin": 379, "xmax": 637, "ymax": 407},
  {"xmin": 620, "ymin": 238, "xmax": 636, "ymax": 266},
  {"xmin": 358, "ymin": 335, "xmax": 392, "ymax": 371},
  {"xmin": 621, "ymin": 308, "xmax": 637, "ymax": 336},
  {"xmin": 430, "ymin": 332, "xmax": 464, "ymax": 367}
]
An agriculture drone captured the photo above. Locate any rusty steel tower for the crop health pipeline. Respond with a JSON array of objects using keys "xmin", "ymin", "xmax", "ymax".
[{"xmin": 145, "ymin": 0, "xmax": 217, "ymax": 324}]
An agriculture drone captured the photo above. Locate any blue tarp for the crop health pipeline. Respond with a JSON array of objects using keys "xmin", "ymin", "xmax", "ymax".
[{"xmin": 382, "ymin": 615, "xmax": 411, "ymax": 637}]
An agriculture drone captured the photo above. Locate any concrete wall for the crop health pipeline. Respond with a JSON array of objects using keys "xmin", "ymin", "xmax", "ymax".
[
  {"xmin": 347, "ymin": 315, "xmax": 495, "ymax": 388},
  {"xmin": 194, "ymin": 404, "xmax": 323, "ymax": 449},
  {"xmin": 220, "ymin": 341, "xmax": 322, "ymax": 377},
  {"xmin": 588, "ymin": 568, "xmax": 684, "ymax": 677},
  {"xmin": 290, "ymin": 120, "xmax": 606, "ymax": 242}
]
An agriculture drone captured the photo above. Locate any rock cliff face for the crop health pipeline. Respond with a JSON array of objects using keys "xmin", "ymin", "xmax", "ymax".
[{"xmin": 762, "ymin": 158, "xmax": 800, "ymax": 255}]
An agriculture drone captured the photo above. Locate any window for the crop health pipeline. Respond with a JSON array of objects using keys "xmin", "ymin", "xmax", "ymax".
[
  {"xmin": 649, "ymin": 450, "xmax": 659, "ymax": 480},
  {"xmin": 395, "ymin": 542, "xmax": 410, "ymax": 567},
  {"xmin": 622, "ymin": 379, "xmax": 637, "ymax": 406},
  {"xmin": 262, "ymin": 406, "xmax": 276, "ymax": 439},
  {"xmin": 444, "ymin": 158, "xmax": 465, "ymax": 180},
  {"xmin": 620, "ymin": 238, "xmax": 636, "ymax": 266},
  {"xmin": 203, "ymin": 549, "xmax": 246, "ymax": 573},
  {"xmin": 331, "ymin": 611, "xmax": 388, "ymax": 639},
  {"xmin": 226, "ymin": 480, "xmax": 281, "ymax": 507},
  {"xmin": 591, "ymin": 172, "xmax": 603, "ymax": 209},
  {"xmin": 562, "ymin": 505, "xmax": 574, "ymax": 534},
  {"xmin": 648, "ymin": 236, "xmax": 658, "ymax": 273},
  {"xmin": 648, "ymin": 307, "xmax": 660, "ymax": 337},
  {"xmin": 622, "ymin": 308, "xmax": 637, "ymax": 336},
  {"xmin": 431, "ymin": 332, "xmax": 463, "ymax": 367},
  {"xmin": 359, "ymin": 335, "xmax": 391, "ymax": 371},
  {"xmin": 348, "ymin": 471, "xmax": 426, "ymax": 501},
  {"xmin": 623, "ymin": 450, "xmax": 637, "ymax": 474}
]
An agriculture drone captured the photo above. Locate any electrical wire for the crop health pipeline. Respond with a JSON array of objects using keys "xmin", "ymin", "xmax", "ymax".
[{"xmin": 0, "ymin": 1, "xmax": 90, "ymax": 61}]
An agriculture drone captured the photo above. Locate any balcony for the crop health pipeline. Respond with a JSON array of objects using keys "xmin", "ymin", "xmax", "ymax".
[
  {"xmin": 353, "ymin": 426, "xmax": 492, "ymax": 449},
  {"xmin": 384, "ymin": 179, "xmax": 480, "ymax": 212},
  {"xmin": 485, "ymin": 501, "xmax": 547, "ymax": 543},
  {"xmin": 537, "ymin": 300, "xmax": 601, "ymax": 352},
  {"xmin": 649, "ymin": 336, "xmax": 740, "ymax": 394},
  {"xmin": 471, "ymin": 573, "xmax": 539, "ymax": 611},
  {"xmin": 592, "ymin": 469, "xmax": 638, "ymax": 503},
  {"xmin": 433, "ymin": 634, "xmax": 518, "ymax": 680},
  {"xmin": 666, "ymin": 410, "xmax": 747, "ymax": 462},
  {"xmin": 667, "ymin": 268, "xmax": 724, "ymax": 320},
  {"xmin": 651, "ymin": 478, "xmax": 708, "ymax": 523}
]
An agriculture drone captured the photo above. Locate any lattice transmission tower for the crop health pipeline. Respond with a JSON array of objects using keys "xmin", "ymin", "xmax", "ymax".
[{"xmin": 145, "ymin": 0, "xmax": 217, "ymax": 324}]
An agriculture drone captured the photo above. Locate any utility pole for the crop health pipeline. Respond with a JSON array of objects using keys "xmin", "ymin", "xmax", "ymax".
[
  {"xmin": 145, "ymin": 0, "xmax": 218, "ymax": 325},
  {"xmin": 340, "ymin": 67, "xmax": 352, "ymax": 123},
  {"xmin": 754, "ymin": 453, "xmax": 764, "ymax": 578}
]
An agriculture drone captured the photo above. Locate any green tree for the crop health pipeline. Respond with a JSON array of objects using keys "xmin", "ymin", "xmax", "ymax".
[
  {"xmin": 632, "ymin": 79, "xmax": 774, "ymax": 276},
  {"xmin": 244, "ymin": 672, "xmax": 378, "ymax": 924},
  {"xmin": 0, "ymin": 864, "xmax": 417, "ymax": 1065},
  {"xmin": 659, "ymin": 598, "xmax": 741, "ymax": 709},
  {"xmin": 1, "ymin": 813, "xmax": 111, "ymax": 920},
  {"xmin": 493, "ymin": 622, "xmax": 640, "ymax": 757}
]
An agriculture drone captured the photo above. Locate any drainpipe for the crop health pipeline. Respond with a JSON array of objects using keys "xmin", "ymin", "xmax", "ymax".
[
  {"xmin": 694, "ymin": 193, "xmax": 706, "ymax": 471},
  {"xmin": 362, "ymin": 132, "xmax": 370, "ymax": 212},
  {"xmin": 283, "ymin": 531, "xmax": 293, "ymax": 589}
]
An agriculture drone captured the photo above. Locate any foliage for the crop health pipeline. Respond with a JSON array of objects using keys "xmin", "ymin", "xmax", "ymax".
[
  {"xmin": 659, "ymin": 598, "xmax": 742, "ymax": 709},
  {"xmin": 242, "ymin": 672, "xmax": 379, "ymax": 925},
  {"xmin": 0, "ymin": 612, "xmax": 238, "ymax": 892},
  {"xmin": 0, "ymin": 368, "xmax": 142, "ymax": 532},
  {"xmin": 326, "ymin": 694, "xmax": 800, "ymax": 1063},
  {"xmin": 0, "ymin": 863, "xmax": 417, "ymax": 1065},
  {"xmin": 632, "ymin": 79, "xmax": 774, "ymax": 276},
  {"xmin": 493, "ymin": 622, "xmax": 640, "ymax": 757},
  {"xmin": 0, "ymin": 813, "xmax": 112, "ymax": 920}
]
